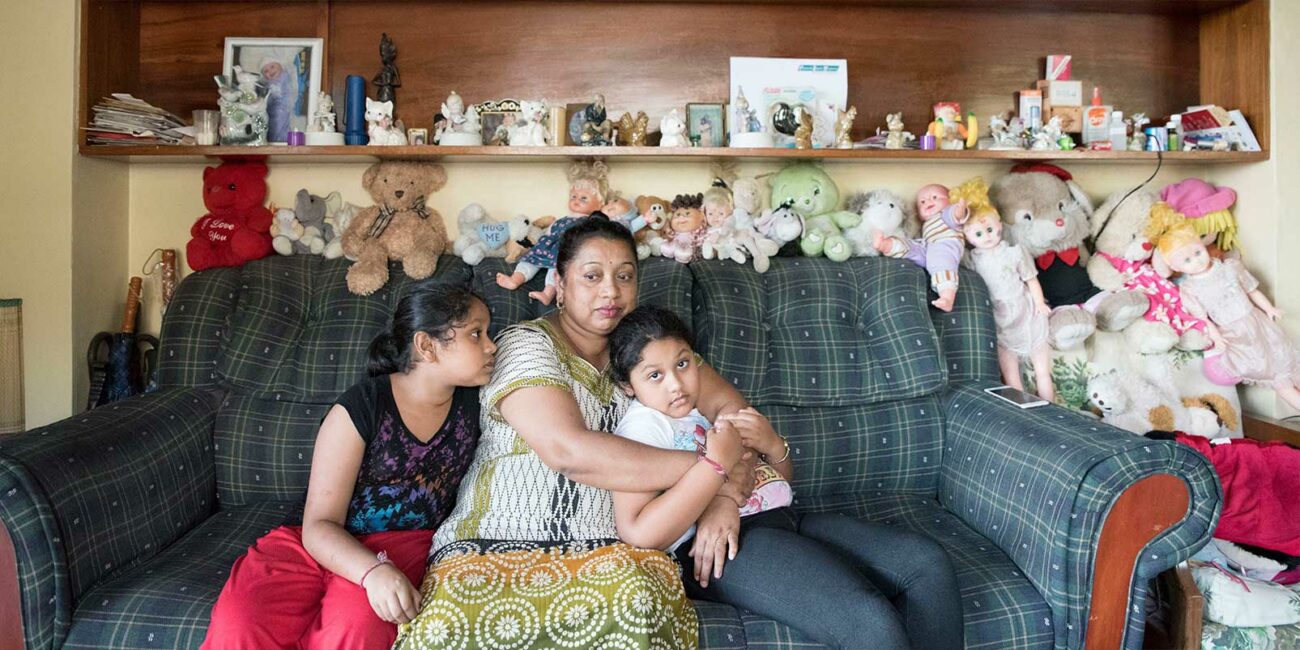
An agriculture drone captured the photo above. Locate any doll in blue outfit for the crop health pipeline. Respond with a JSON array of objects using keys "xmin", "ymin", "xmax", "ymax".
[{"xmin": 496, "ymin": 161, "xmax": 610, "ymax": 304}]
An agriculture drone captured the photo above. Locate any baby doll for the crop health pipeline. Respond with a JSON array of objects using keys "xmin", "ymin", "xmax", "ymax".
[
  {"xmin": 959, "ymin": 178, "xmax": 1053, "ymax": 401},
  {"xmin": 497, "ymin": 161, "xmax": 608, "ymax": 304},
  {"xmin": 701, "ymin": 181, "xmax": 747, "ymax": 265},
  {"xmin": 874, "ymin": 182, "xmax": 970, "ymax": 311},
  {"xmin": 659, "ymin": 193, "xmax": 707, "ymax": 264},
  {"xmin": 1150, "ymin": 210, "xmax": 1300, "ymax": 410},
  {"xmin": 602, "ymin": 194, "xmax": 645, "ymax": 235}
]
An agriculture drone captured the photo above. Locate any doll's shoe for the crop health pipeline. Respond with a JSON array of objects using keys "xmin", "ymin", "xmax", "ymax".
[
  {"xmin": 1049, "ymin": 308, "xmax": 1096, "ymax": 350},
  {"xmin": 1096, "ymin": 291, "xmax": 1150, "ymax": 331},
  {"xmin": 823, "ymin": 236, "xmax": 852, "ymax": 263},
  {"xmin": 801, "ymin": 231, "xmax": 826, "ymax": 257}
]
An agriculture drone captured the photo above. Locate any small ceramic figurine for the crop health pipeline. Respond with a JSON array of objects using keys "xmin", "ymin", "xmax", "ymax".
[
  {"xmin": 617, "ymin": 111, "xmax": 649, "ymax": 146},
  {"xmin": 884, "ymin": 112, "xmax": 913, "ymax": 150},
  {"xmin": 373, "ymin": 33, "xmax": 400, "ymax": 104},
  {"xmin": 930, "ymin": 103, "xmax": 969, "ymax": 150},
  {"xmin": 1128, "ymin": 113, "xmax": 1151, "ymax": 151},
  {"xmin": 215, "ymin": 66, "xmax": 269, "ymax": 146},
  {"xmin": 1150, "ymin": 210, "xmax": 1300, "ymax": 409},
  {"xmin": 507, "ymin": 100, "xmax": 550, "ymax": 147},
  {"xmin": 874, "ymin": 181, "xmax": 970, "ymax": 311},
  {"xmin": 309, "ymin": 92, "xmax": 337, "ymax": 133},
  {"xmin": 659, "ymin": 109, "xmax": 689, "ymax": 147},
  {"xmin": 660, "ymin": 193, "xmax": 707, "ymax": 263},
  {"xmin": 434, "ymin": 91, "xmax": 482, "ymax": 145},
  {"xmin": 577, "ymin": 94, "xmax": 613, "ymax": 146},
  {"xmin": 364, "ymin": 97, "xmax": 407, "ymax": 146},
  {"xmin": 988, "ymin": 113, "xmax": 1022, "ymax": 150},
  {"xmin": 734, "ymin": 87, "xmax": 762, "ymax": 134},
  {"xmin": 794, "ymin": 109, "xmax": 814, "ymax": 149},
  {"xmin": 959, "ymin": 179, "xmax": 1054, "ymax": 401},
  {"xmin": 1031, "ymin": 116, "xmax": 1064, "ymax": 151},
  {"xmin": 835, "ymin": 106, "xmax": 857, "ymax": 149}
]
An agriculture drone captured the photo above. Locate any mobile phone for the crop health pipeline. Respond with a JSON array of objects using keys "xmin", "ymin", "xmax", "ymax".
[{"xmin": 984, "ymin": 385, "xmax": 1050, "ymax": 409}]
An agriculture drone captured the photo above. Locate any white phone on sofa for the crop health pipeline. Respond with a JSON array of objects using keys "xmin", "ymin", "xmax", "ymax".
[{"xmin": 984, "ymin": 385, "xmax": 1050, "ymax": 409}]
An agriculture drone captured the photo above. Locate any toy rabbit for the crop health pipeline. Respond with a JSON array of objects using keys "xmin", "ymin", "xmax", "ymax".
[
  {"xmin": 659, "ymin": 193, "xmax": 707, "ymax": 264},
  {"xmin": 960, "ymin": 178, "xmax": 1053, "ymax": 401},
  {"xmin": 496, "ymin": 161, "xmax": 608, "ymax": 304},
  {"xmin": 1150, "ymin": 210, "xmax": 1300, "ymax": 409},
  {"xmin": 874, "ymin": 182, "xmax": 970, "ymax": 311}
]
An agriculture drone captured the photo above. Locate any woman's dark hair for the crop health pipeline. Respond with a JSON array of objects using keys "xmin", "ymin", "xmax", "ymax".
[
  {"xmin": 555, "ymin": 214, "xmax": 637, "ymax": 277},
  {"xmin": 609, "ymin": 305, "xmax": 694, "ymax": 384},
  {"xmin": 367, "ymin": 283, "xmax": 482, "ymax": 376}
]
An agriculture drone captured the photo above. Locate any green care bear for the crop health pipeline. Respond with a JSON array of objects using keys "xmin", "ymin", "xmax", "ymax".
[{"xmin": 769, "ymin": 163, "xmax": 861, "ymax": 262}]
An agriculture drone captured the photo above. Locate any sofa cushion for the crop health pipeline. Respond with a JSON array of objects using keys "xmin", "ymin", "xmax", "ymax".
[
  {"xmin": 764, "ymin": 396, "xmax": 943, "ymax": 499},
  {"xmin": 789, "ymin": 493, "xmax": 1056, "ymax": 650},
  {"xmin": 60, "ymin": 502, "xmax": 295, "ymax": 650},
  {"xmin": 215, "ymin": 256, "xmax": 472, "ymax": 402},
  {"xmin": 213, "ymin": 395, "xmax": 327, "ymax": 507},
  {"xmin": 156, "ymin": 266, "xmax": 242, "ymax": 390},
  {"xmin": 930, "ymin": 270, "xmax": 1000, "ymax": 384},
  {"xmin": 691, "ymin": 257, "xmax": 947, "ymax": 407}
]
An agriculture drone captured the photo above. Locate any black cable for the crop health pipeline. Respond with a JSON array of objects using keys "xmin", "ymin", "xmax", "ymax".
[{"xmin": 1091, "ymin": 149, "xmax": 1163, "ymax": 247}]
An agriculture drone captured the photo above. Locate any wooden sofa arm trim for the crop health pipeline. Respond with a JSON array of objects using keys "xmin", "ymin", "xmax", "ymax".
[
  {"xmin": 1085, "ymin": 473, "xmax": 1190, "ymax": 650},
  {"xmin": 0, "ymin": 522, "xmax": 24, "ymax": 650}
]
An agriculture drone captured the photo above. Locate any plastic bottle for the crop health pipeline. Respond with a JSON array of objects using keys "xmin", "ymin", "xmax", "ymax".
[
  {"xmin": 1109, "ymin": 110, "xmax": 1127, "ymax": 150},
  {"xmin": 1082, "ymin": 87, "xmax": 1112, "ymax": 146}
]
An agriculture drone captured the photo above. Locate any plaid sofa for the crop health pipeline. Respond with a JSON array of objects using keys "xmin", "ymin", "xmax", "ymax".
[{"xmin": 0, "ymin": 254, "xmax": 1220, "ymax": 650}]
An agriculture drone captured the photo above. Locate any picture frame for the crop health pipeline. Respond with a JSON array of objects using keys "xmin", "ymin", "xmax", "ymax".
[
  {"xmin": 476, "ymin": 98, "xmax": 523, "ymax": 146},
  {"xmin": 223, "ymin": 37, "xmax": 324, "ymax": 144},
  {"xmin": 407, "ymin": 128, "xmax": 428, "ymax": 146},
  {"xmin": 687, "ymin": 103, "xmax": 726, "ymax": 148},
  {"xmin": 565, "ymin": 102, "xmax": 591, "ymax": 146}
]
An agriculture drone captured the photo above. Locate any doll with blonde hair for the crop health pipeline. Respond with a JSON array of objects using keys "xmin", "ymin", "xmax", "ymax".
[
  {"xmin": 1150, "ymin": 208, "xmax": 1300, "ymax": 409},
  {"xmin": 958, "ymin": 178, "xmax": 1053, "ymax": 401},
  {"xmin": 497, "ymin": 161, "xmax": 609, "ymax": 304}
]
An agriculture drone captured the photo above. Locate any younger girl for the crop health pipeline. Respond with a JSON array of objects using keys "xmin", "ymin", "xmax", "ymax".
[
  {"xmin": 203, "ymin": 283, "xmax": 495, "ymax": 649},
  {"xmin": 609, "ymin": 305, "xmax": 964, "ymax": 650}
]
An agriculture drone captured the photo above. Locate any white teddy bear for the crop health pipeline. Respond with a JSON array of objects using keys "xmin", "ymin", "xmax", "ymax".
[
  {"xmin": 453, "ymin": 203, "xmax": 533, "ymax": 266},
  {"xmin": 841, "ymin": 189, "xmax": 919, "ymax": 257},
  {"xmin": 1087, "ymin": 369, "xmax": 1221, "ymax": 438}
]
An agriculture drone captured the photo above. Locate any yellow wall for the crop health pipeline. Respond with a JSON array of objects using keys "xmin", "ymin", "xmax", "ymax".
[{"xmin": 0, "ymin": 0, "xmax": 129, "ymax": 429}]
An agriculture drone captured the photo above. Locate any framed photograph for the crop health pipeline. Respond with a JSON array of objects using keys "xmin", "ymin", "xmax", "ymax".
[
  {"xmin": 407, "ymin": 128, "xmax": 428, "ymax": 146},
  {"xmin": 687, "ymin": 103, "xmax": 726, "ymax": 148},
  {"xmin": 476, "ymin": 98, "xmax": 523, "ymax": 146},
  {"xmin": 565, "ymin": 102, "xmax": 591, "ymax": 145},
  {"xmin": 223, "ymin": 37, "xmax": 324, "ymax": 143}
]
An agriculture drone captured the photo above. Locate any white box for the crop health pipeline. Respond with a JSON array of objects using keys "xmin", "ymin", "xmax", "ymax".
[
  {"xmin": 1037, "ymin": 80, "xmax": 1083, "ymax": 107},
  {"xmin": 729, "ymin": 57, "xmax": 848, "ymax": 147}
]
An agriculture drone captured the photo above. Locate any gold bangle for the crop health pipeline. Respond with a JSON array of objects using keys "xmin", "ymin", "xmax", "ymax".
[{"xmin": 763, "ymin": 437, "xmax": 791, "ymax": 464}]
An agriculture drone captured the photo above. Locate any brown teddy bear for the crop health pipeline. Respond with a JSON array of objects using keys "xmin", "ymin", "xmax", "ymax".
[{"xmin": 341, "ymin": 161, "xmax": 450, "ymax": 295}]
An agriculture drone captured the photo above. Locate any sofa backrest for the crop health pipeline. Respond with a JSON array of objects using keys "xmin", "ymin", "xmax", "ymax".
[{"xmin": 158, "ymin": 254, "xmax": 998, "ymax": 507}]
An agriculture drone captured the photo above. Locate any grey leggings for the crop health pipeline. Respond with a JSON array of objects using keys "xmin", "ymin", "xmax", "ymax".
[{"xmin": 675, "ymin": 507, "xmax": 964, "ymax": 650}]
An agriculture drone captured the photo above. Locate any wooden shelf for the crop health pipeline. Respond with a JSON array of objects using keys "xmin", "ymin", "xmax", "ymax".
[{"xmin": 77, "ymin": 144, "xmax": 1269, "ymax": 165}]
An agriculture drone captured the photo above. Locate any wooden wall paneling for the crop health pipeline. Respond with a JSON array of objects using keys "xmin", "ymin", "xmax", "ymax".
[
  {"xmin": 1200, "ymin": 0, "xmax": 1270, "ymax": 151},
  {"xmin": 325, "ymin": 2, "xmax": 1202, "ymax": 140},
  {"xmin": 82, "ymin": 0, "xmax": 142, "ymax": 146},
  {"xmin": 136, "ymin": 2, "xmax": 328, "ymax": 118}
]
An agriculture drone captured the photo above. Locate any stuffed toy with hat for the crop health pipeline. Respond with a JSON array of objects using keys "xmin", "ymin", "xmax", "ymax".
[
  {"xmin": 340, "ymin": 161, "xmax": 450, "ymax": 296},
  {"xmin": 1160, "ymin": 178, "xmax": 1239, "ymax": 261},
  {"xmin": 990, "ymin": 163, "xmax": 1149, "ymax": 350},
  {"xmin": 186, "ymin": 160, "xmax": 274, "ymax": 271}
]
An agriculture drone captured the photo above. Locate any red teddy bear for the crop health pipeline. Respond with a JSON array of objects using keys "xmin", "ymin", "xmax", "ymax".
[{"xmin": 186, "ymin": 160, "xmax": 274, "ymax": 271}]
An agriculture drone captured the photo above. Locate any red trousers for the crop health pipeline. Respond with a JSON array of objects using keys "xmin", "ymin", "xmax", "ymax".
[{"xmin": 201, "ymin": 525, "xmax": 432, "ymax": 650}]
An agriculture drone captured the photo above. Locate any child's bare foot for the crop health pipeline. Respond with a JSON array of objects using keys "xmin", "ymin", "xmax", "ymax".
[
  {"xmin": 528, "ymin": 284, "xmax": 557, "ymax": 305},
  {"xmin": 496, "ymin": 271, "xmax": 526, "ymax": 290},
  {"xmin": 872, "ymin": 231, "xmax": 894, "ymax": 255},
  {"xmin": 932, "ymin": 287, "xmax": 957, "ymax": 312}
]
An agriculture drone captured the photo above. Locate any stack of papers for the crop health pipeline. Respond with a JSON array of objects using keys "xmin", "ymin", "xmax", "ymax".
[{"xmin": 83, "ymin": 94, "xmax": 190, "ymax": 146}]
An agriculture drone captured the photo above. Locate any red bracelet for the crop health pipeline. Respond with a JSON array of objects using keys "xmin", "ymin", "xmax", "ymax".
[
  {"xmin": 700, "ymin": 455, "xmax": 729, "ymax": 480},
  {"xmin": 359, "ymin": 550, "xmax": 392, "ymax": 588}
]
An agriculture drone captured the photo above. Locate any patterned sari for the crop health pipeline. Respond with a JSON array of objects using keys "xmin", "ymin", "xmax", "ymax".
[{"xmin": 396, "ymin": 319, "xmax": 697, "ymax": 650}]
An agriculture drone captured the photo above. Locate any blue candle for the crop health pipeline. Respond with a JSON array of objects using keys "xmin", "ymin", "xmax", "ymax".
[{"xmin": 344, "ymin": 75, "xmax": 368, "ymax": 145}]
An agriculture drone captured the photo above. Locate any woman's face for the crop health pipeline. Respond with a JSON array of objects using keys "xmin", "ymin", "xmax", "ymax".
[
  {"xmin": 261, "ymin": 61, "xmax": 284, "ymax": 80},
  {"xmin": 556, "ymin": 237, "xmax": 638, "ymax": 336}
]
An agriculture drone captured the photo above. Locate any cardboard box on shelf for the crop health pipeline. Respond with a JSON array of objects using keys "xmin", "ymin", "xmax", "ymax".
[
  {"xmin": 1050, "ymin": 106, "xmax": 1083, "ymax": 133},
  {"xmin": 1046, "ymin": 54, "xmax": 1073, "ymax": 81},
  {"xmin": 1018, "ymin": 89, "xmax": 1043, "ymax": 130},
  {"xmin": 1036, "ymin": 80, "xmax": 1083, "ymax": 107}
]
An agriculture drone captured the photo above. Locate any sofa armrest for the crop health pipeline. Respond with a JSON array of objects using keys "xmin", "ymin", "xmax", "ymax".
[
  {"xmin": 0, "ymin": 388, "xmax": 221, "ymax": 650},
  {"xmin": 939, "ymin": 382, "xmax": 1221, "ymax": 650}
]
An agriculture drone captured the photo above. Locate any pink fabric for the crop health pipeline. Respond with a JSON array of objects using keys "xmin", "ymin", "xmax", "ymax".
[
  {"xmin": 1096, "ymin": 251, "xmax": 1206, "ymax": 335},
  {"xmin": 202, "ymin": 526, "xmax": 433, "ymax": 650},
  {"xmin": 1160, "ymin": 178, "xmax": 1237, "ymax": 218},
  {"xmin": 1176, "ymin": 434, "xmax": 1300, "ymax": 556}
]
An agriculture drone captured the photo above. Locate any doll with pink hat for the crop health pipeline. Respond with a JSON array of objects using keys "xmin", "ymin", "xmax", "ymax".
[
  {"xmin": 1149, "ymin": 209, "xmax": 1300, "ymax": 406},
  {"xmin": 1161, "ymin": 178, "xmax": 1240, "ymax": 261}
]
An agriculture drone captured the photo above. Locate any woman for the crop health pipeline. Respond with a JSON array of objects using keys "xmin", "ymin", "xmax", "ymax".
[{"xmin": 398, "ymin": 217, "xmax": 960, "ymax": 649}]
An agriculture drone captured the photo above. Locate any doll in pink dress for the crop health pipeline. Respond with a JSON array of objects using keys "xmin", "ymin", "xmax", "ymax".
[
  {"xmin": 1151, "ymin": 212, "xmax": 1300, "ymax": 409},
  {"xmin": 659, "ymin": 193, "xmax": 707, "ymax": 264}
]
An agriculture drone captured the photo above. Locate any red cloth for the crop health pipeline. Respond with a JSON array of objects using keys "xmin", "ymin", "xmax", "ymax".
[
  {"xmin": 202, "ymin": 525, "xmax": 432, "ymax": 650},
  {"xmin": 1177, "ymin": 433, "xmax": 1300, "ymax": 556},
  {"xmin": 1036, "ymin": 247, "xmax": 1082, "ymax": 271}
]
